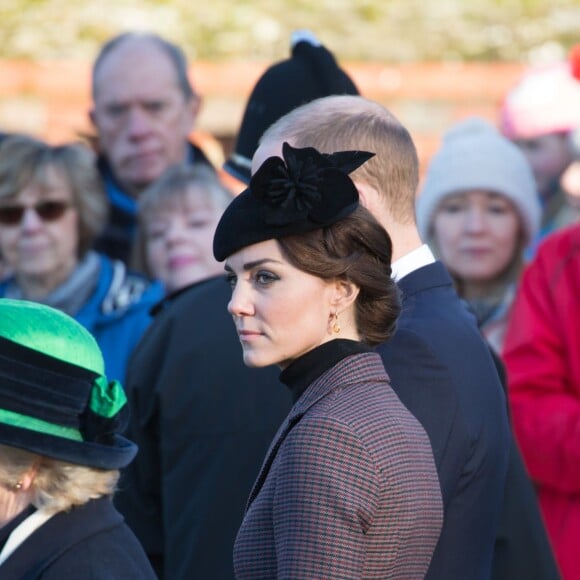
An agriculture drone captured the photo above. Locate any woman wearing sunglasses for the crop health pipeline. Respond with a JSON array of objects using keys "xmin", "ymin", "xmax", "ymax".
[
  {"xmin": 213, "ymin": 143, "xmax": 443, "ymax": 578},
  {"xmin": 0, "ymin": 135, "xmax": 162, "ymax": 382}
]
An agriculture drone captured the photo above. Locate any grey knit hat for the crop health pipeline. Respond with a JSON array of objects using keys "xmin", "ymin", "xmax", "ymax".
[{"xmin": 416, "ymin": 117, "xmax": 541, "ymax": 244}]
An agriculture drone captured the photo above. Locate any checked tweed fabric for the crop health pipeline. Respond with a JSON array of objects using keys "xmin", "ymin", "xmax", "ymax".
[{"xmin": 234, "ymin": 352, "xmax": 443, "ymax": 579}]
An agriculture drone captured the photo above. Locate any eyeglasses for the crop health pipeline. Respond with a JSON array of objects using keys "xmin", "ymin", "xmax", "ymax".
[{"xmin": 0, "ymin": 201, "xmax": 73, "ymax": 225}]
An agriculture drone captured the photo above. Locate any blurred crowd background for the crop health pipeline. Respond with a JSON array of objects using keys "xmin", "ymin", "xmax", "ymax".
[{"xmin": 1, "ymin": 0, "xmax": 579, "ymax": 169}]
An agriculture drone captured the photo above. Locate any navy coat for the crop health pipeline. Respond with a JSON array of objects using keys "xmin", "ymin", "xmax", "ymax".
[
  {"xmin": 0, "ymin": 497, "xmax": 156, "ymax": 579},
  {"xmin": 376, "ymin": 261, "xmax": 511, "ymax": 580},
  {"xmin": 116, "ymin": 276, "xmax": 292, "ymax": 579}
]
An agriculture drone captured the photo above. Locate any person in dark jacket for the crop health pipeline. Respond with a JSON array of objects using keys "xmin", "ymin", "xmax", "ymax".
[
  {"xmin": 116, "ymin": 32, "xmax": 361, "ymax": 579},
  {"xmin": 89, "ymin": 32, "xmax": 215, "ymax": 264},
  {"xmin": 0, "ymin": 299, "xmax": 156, "ymax": 579},
  {"xmin": 116, "ymin": 275, "xmax": 291, "ymax": 578},
  {"xmin": 0, "ymin": 135, "xmax": 162, "ymax": 382},
  {"xmin": 254, "ymin": 95, "xmax": 511, "ymax": 580}
]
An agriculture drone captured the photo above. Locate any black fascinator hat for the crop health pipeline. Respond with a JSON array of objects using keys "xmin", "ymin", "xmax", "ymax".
[{"xmin": 213, "ymin": 142, "xmax": 374, "ymax": 261}]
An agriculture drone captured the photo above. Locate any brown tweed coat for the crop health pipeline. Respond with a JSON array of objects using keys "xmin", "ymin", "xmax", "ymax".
[{"xmin": 233, "ymin": 352, "xmax": 443, "ymax": 579}]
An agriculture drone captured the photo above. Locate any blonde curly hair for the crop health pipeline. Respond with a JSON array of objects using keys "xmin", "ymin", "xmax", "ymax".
[{"xmin": 0, "ymin": 444, "xmax": 118, "ymax": 515}]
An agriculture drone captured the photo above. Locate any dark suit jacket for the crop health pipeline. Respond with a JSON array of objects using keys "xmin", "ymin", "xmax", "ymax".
[
  {"xmin": 116, "ymin": 276, "xmax": 292, "ymax": 579},
  {"xmin": 0, "ymin": 497, "xmax": 155, "ymax": 579},
  {"xmin": 234, "ymin": 352, "xmax": 443, "ymax": 579},
  {"xmin": 376, "ymin": 261, "xmax": 511, "ymax": 580}
]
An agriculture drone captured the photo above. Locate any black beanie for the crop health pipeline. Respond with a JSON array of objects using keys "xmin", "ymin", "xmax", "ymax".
[{"xmin": 223, "ymin": 33, "xmax": 359, "ymax": 184}]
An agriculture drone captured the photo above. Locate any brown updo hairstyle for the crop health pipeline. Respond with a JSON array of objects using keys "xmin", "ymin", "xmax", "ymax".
[{"xmin": 278, "ymin": 205, "xmax": 401, "ymax": 347}]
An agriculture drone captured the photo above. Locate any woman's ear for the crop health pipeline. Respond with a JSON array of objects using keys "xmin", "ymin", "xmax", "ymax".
[
  {"xmin": 330, "ymin": 279, "xmax": 360, "ymax": 311},
  {"xmin": 19, "ymin": 461, "xmax": 40, "ymax": 492}
]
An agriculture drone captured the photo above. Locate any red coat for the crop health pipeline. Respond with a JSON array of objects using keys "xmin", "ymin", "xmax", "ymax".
[
  {"xmin": 503, "ymin": 224, "xmax": 580, "ymax": 579},
  {"xmin": 234, "ymin": 352, "xmax": 443, "ymax": 579}
]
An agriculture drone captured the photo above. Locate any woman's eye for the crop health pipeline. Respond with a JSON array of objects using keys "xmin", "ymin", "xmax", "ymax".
[
  {"xmin": 488, "ymin": 204, "xmax": 509, "ymax": 215},
  {"xmin": 187, "ymin": 219, "xmax": 210, "ymax": 229},
  {"xmin": 441, "ymin": 203, "xmax": 463, "ymax": 214},
  {"xmin": 225, "ymin": 273, "xmax": 237, "ymax": 288},
  {"xmin": 255, "ymin": 271, "xmax": 278, "ymax": 286}
]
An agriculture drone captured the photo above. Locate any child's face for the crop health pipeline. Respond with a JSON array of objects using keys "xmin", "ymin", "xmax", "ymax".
[
  {"xmin": 144, "ymin": 188, "xmax": 224, "ymax": 293},
  {"xmin": 513, "ymin": 133, "xmax": 573, "ymax": 198}
]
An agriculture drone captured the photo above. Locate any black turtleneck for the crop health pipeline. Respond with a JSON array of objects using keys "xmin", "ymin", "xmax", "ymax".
[{"xmin": 279, "ymin": 339, "xmax": 371, "ymax": 404}]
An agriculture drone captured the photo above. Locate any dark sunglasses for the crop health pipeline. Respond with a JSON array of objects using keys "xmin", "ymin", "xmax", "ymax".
[{"xmin": 0, "ymin": 200, "xmax": 72, "ymax": 225}]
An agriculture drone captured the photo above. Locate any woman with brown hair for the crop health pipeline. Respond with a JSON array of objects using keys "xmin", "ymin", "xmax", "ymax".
[
  {"xmin": 0, "ymin": 134, "xmax": 162, "ymax": 381},
  {"xmin": 213, "ymin": 143, "xmax": 443, "ymax": 578}
]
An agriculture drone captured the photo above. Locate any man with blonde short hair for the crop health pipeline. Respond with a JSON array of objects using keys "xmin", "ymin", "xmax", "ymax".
[{"xmin": 254, "ymin": 95, "xmax": 511, "ymax": 580}]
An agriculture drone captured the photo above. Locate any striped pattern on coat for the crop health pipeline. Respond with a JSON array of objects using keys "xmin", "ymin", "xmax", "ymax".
[{"xmin": 234, "ymin": 352, "xmax": 443, "ymax": 579}]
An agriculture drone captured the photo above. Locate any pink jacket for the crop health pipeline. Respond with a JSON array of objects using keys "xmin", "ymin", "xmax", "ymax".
[{"xmin": 503, "ymin": 224, "xmax": 580, "ymax": 579}]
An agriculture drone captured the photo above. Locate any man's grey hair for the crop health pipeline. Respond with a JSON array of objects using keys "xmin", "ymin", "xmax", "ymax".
[{"xmin": 91, "ymin": 32, "xmax": 197, "ymax": 101}]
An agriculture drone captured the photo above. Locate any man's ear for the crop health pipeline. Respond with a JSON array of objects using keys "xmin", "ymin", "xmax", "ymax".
[
  {"xmin": 355, "ymin": 181, "xmax": 381, "ymax": 215},
  {"xmin": 88, "ymin": 107, "xmax": 97, "ymax": 129},
  {"xmin": 185, "ymin": 95, "xmax": 202, "ymax": 133},
  {"xmin": 191, "ymin": 94, "xmax": 202, "ymax": 121}
]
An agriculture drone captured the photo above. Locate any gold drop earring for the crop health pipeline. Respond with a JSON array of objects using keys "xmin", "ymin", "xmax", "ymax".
[{"xmin": 332, "ymin": 311, "xmax": 341, "ymax": 334}]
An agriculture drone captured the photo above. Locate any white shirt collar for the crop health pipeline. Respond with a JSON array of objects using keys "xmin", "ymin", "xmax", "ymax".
[
  {"xmin": 391, "ymin": 244, "xmax": 435, "ymax": 282},
  {"xmin": 0, "ymin": 509, "xmax": 54, "ymax": 566}
]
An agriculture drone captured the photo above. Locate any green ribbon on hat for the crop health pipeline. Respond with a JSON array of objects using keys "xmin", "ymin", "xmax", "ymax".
[
  {"xmin": 0, "ymin": 409, "xmax": 83, "ymax": 441},
  {"xmin": 89, "ymin": 376, "xmax": 127, "ymax": 419}
]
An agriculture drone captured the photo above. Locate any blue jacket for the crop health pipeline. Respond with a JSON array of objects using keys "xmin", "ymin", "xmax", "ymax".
[{"xmin": 0, "ymin": 254, "xmax": 163, "ymax": 383}]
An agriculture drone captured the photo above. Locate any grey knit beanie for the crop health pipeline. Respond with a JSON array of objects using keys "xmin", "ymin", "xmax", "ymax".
[{"xmin": 416, "ymin": 117, "xmax": 541, "ymax": 244}]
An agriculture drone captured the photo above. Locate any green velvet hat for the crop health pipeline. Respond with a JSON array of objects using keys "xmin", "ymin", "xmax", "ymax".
[{"xmin": 0, "ymin": 299, "xmax": 137, "ymax": 469}]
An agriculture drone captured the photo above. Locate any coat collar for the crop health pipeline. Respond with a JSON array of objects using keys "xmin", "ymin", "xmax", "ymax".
[
  {"xmin": 246, "ymin": 352, "xmax": 388, "ymax": 508},
  {"xmin": 397, "ymin": 260, "xmax": 454, "ymax": 300},
  {"xmin": 0, "ymin": 497, "xmax": 122, "ymax": 578},
  {"xmin": 289, "ymin": 351, "xmax": 386, "ymax": 418}
]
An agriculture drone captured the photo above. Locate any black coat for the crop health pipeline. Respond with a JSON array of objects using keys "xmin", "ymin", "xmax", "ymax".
[
  {"xmin": 116, "ymin": 276, "xmax": 292, "ymax": 579},
  {"xmin": 0, "ymin": 497, "xmax": 156, "ymax": 579}
]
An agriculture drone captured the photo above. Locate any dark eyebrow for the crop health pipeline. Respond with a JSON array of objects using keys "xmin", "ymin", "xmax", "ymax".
[{"xmin": 224, "ymin": 258, "xmax": 283, "ymax": 273}]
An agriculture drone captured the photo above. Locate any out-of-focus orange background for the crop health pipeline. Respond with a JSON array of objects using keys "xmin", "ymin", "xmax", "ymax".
[{"xmin": 0, "ymin": 59, "xmax": 526, "ymax": 173}]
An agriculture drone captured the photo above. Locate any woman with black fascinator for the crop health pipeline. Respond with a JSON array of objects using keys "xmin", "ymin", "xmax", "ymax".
[{"xmin": 213, "ymin": 143, "xmax": 443, "ymax": 578}]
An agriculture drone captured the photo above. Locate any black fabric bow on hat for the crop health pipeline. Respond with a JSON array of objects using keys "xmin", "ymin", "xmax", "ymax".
[
  {"xmin": 213, "ymin": 142, "xmax": 374, "ymax": 261},
  {"xmin": 251, "ymin": 142, "xmax": 373, "ymax": 226}
]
